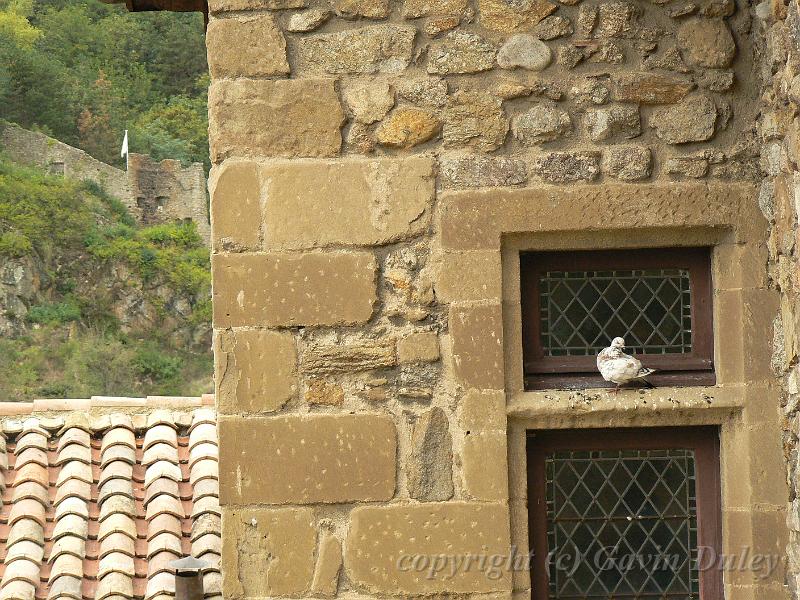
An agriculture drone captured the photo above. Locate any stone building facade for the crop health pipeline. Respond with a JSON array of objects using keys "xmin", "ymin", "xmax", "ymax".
[
  {"xmin": 205, "ymin": 1, "xmax": 795, "ymax": 600},
  {"xmin": 0, "ymin": 122, "xmax": 211, "ymax": 243}
]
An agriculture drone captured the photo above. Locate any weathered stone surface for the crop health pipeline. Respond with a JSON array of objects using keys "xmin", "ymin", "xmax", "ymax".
[
  {"xmin": 594, "ymin": 0, "xmax": 639, "ymax": 37},
  {"xmin": 512, "ymin": 104, "xmax": 572, "ymax": 145},
  {"xmin": 261, "ymin": 156, "xmax": 435, "ymax": 248},
  {"xmin": 209, "ymin": 0, "xmax": 306, "ymax": 12},
  {"xmin": 395, "ymin": 77, "xmax": 448, "ymax": 107},
  {"xmin": 440, "ymin": 154, "xmax": 527, "ymax": 188},
  {"xmin": 311, "ymin": 534, "xmax": 342, "ymax": 597},
  {"xmin": 215, "ymin": 329, "xmax": 296, "ymax": 414},
  {"xmin": 534, "ymin": 14, "xmax": 574, "ymax": 39},
  {"xmin": 286, "ymin": 8, "xmax": 331, "ymax": 32},
  {"xmin": 210, "ymin": 161, "xmax": 260, "ymax": 251},
  {"xmin": 650, "ymin": 94, "xmax": 717, "ymax": 144},
  {"xmin": 402, "ymin": 0, "xmax": 468, "ymax": 17},
  {"xmin": 427, "ymin": 31, "xmax": 497, "ymax": 74},
  {"xmin": 305, "ymin": 380, "xmax": 345, "ymax": 406},
  {"xmin": 460, "ymin": 389, "xmax": 506, "ymax": 432},
  {"xmin": 206, "ymin": 16, "xmax": 289, "ymax": 78},
  {"xmin": 570, "ymin": 77, "xmax": 610, "ymax": 106},
  {"xmin": 376, "ymin": 107, "xmax": 441, "ymax": 148},
  {"xmin": 407, "ymin": 407, "xmax": 454, "ymax": 501},
  {"xmin": 222, "ymin": 507, "xmax": 316, "ymax": 598},
  {"xmin": 342, "ymin": 81, "xmax": 395, "ymax": 124},
  {"xmin": 332, "ymin": 0, "xmax": 390, "ymax": 18},
  {"xmin": 212, "ymin": 252, "xmax": 376, "ymax": 327},
  {"xmin": 345, "ymin": 503, "xmax": 511, "ymax": 593},
  {"xmin": 398, "ymin": 332, "xmax": 440, "ymax": 363},
  {"xmin": 602, "ymin": 146, "xmax": 652, "ymax": 181},
  {"xmin": 450, "ymin": 304, "xmax": 504, "ymax": 389},
  {"xmin": 302, "ymin": 340, "xmax": 396, "ymax": 374},
  {"xmin": 444, "ymin": 91, "xmax": 508, "ymax": 152},
  {"xmin": 462, "ymin": 432, "xmax": 508, "ymax": 500},
  {"xmin": 219, "ymin": 414, "xmax": 397, "ymax": 504},
  {"xmin": 297, "ymin": 26, "xmax": 416, "ymax": 74},
  {"xmin": 497, "ymin": 34, "xmax": 552, "ymax": 70},
  {"xmin": 478, "ymin": 0, "xmax": 557, "ymax": 32},
  {"xmin": 611, "ymin": 72, "xmax": 694, "ymax": 104},
  {"xmin": 665, "ymin": 155, "xmax": 710, "ymax": 178},
  {"xmin": 677, "ymin": 18, "xmax": 736, "ymax": 68},
  {"xmin": 531, "ymin": 150, "xmax": 601, "ymax": 182},
  {"xmin": 584, "ymin": 104, "xmax": 641, "ymax": 141},
  {"xmin": 209, "ymin": 79, "xmax": 344, "ymax": 161}
]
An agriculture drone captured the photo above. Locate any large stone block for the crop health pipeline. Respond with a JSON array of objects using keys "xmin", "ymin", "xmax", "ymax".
[
  {"xmin": 212, "ymin": 252, "xmax": 377, "ymax": 327},
  {"xmin": 297, "ymin": 26, "xmax": 416, "ymax": 74},
  {"xmin": 261, "ymin": 156, "xmax": 435, "ymax": 248},
  {"xmin": 209, "ymin": 161, "xmax": 261, "ymax": 252},
  {"xmin": 345, "ymin": 503, "xmax": 512, "ymax": 594},
  {"xmin": 206, "ymin": 16, "xmax": 289, "ymax": 78},
  {"xmin": 222, "ymin": 506, "xmax": 316, "ymax": 598},
  {"xmin": 215, "ymin": 329, "xmax": 296, "ymax": 414},
  {"xmin": 450, "ymin": 304, "xmax": 505, "ymax": 389},
  {"xmin": 209, "ymin": 79, "xmax": 344, "ymax": 162},
  {"xmin": 218, "ymin": 414, "xmax": 397, "ymax": 504}
]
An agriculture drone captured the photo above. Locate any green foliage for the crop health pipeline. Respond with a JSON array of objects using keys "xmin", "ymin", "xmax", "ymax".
[
  {"xmin": 0, "ymin": 0, "xmax": 207, "ymax": 167},
  {"xmin": 26, "ymin": 299, "xmax": 81, "ymax": 324}
]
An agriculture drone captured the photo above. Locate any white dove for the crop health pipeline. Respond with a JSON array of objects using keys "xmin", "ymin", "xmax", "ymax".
[{"xmin": 597, "ymin": 337, "xmax": 656, "ymax": 393}]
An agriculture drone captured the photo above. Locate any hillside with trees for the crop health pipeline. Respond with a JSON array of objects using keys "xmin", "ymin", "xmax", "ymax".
[{"xmin": 0, "ymin": 0, "xmax": 212, "ymax": 400}]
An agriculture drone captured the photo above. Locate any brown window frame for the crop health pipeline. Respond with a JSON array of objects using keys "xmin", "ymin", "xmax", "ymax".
[
  {"xmin": 520, "ymin": 247, "xmax": 715, "ymax": 390},
  {"xmin": 526, "ymin": 426, "xmax": 723, "ymax": 600}
]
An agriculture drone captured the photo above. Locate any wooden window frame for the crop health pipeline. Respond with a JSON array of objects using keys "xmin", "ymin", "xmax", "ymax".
[
  {"xmin": 520, "ymin": 247, "xmax": 715, "ymax": 390},
  {"xmin": 526, "ymin": 426, "xmax": 723, "ymax": 600}
]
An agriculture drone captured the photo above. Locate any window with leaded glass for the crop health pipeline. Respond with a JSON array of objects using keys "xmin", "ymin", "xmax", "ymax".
[
  {"xmin": 527, "ymin": 428, "xmax": 722, "ymax": 600},
  {"xmin": 520, "ymin": 248, "xmax": 714, "ymax": 390}
]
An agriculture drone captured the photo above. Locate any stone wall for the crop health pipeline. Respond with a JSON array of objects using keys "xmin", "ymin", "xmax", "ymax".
[
  {"xmin": 0, "ymin": 122, "xmax": 210, "ymax": 243},
  {"xmin": 207, "ymin": 1, "xmax": 789, "ymax": 599},
  {"xmin": 756, "ymin": 0, "xmax": 800, "ymax": 596}
]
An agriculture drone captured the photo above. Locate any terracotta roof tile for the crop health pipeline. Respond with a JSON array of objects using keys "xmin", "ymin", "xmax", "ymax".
[{"xmin": 0, "ymin": 402, "xmax": 217, "ymax": 600}]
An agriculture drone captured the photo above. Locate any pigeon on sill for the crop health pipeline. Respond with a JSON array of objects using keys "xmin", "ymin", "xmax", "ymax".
[{"xmin": 597, "ymin": 337, "xmax": 656, "ymax": 393}]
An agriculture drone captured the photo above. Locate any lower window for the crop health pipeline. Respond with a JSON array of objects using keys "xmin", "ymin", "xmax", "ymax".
[{"xmin": 527, "ymin": 427, "xmax": 722, "ymax": 600}]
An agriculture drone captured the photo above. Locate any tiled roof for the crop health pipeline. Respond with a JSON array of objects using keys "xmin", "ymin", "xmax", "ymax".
[{"xmin": 0, "ymin": 396, "xmax": 220, "ymax": 600}]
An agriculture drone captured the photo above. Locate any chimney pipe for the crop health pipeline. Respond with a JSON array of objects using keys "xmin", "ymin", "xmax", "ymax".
[{"xmin": 170, "ymin": 556, "xmax": 209, "ymax": 600}]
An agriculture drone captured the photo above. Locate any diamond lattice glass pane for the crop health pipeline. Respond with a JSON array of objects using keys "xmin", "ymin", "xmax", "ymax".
[
  {"xmin": 546, "ymin": 449, "xmax": 698, "ymax": 600},
  {"xmin": 539, "ymin": 269, "xmax": 692, "ymax": 356}
]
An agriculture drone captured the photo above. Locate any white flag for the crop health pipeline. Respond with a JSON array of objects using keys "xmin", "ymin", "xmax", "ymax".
[{"xmin": 120, "ymin": 130, "xmax": 129, "ymax": 159}]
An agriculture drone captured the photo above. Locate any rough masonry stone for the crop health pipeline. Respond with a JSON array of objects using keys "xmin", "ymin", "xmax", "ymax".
[
  {"xmin": 221, "ymin": 507, "xmax": 316, "ymax": 597},
  {"xmin": 512, "ymin": 104, "xmax": 572, "ymax": 145},
  {"xmin": 440, "ymin": 154, "xmax": 528, "ymax": 188},
  {"xmin": 611, "ymin": 72, "xmax": 695, "ymax": 104},
  {"xmin": 215, "ymin": 329, "xmax": 296, "ymax": 414},
  {"xmin": 375, "ymin": 107, "xmax": 442, "ymax": 148},
  {"xmin": 208, "ymin": 79, "xmax": 344, "ymax": 161},
  {"xmin": 297, "ymin": 26, "xmax": 416, "ymax": 74},
  {"xmin": 444, "ymin": 91, "xmax": 509, "ymax": 151},
  {"xmin": 345, "ymin": 503, "xmax": 512, "ymax": 593},
  {"xmin": 478, "ymin": 0, "xmax": 557, "ymax": 32},
  {"xmin": 650, "ymin": 94, "xmax": 717, "ymax": 144},
  {"xmin": 602, "ymin": 146, "xmax": 652, "ymax": 181},
  {"xmin": 212, "ymin": 252, "xmax": 377, "ymax": 327},
  {"xmin": 219, "ymin": 414, "xmax": 397, "ymax": 504},
  {"xmin": 407, "ymin": 407, "xmax": 454, "ymax": 501},
  {"xmin": 260, "ymin": 156, "xmax": 435, "ymax": 248},
  {"xmin": 302, "ymin": 340, "xmax": 397, "ymax": 374},
  {"xmin": 427, "ymin": 32, "xmax": 497, "ymax": 74},
  {"xmin": 584, "ymin": 104, "xmax": 641, "ymax": 141},
  {"xmin": 677, "ymin": 18, "xmax": 737, "ymax": 68},
  {"xmin": 332, "ymin": 0, "xmax": 390, "ymax": 18},
  {"xmin": 206, "ymin": 16, "xmax": 289, "ymax": 78},
  {"xmin": 497, "ymin": 34, "xmax": 553, "ymax": 70}
]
